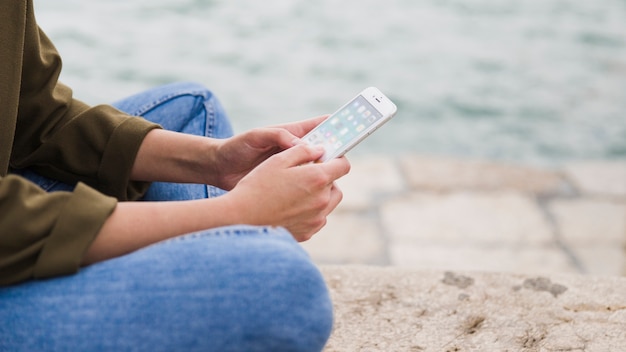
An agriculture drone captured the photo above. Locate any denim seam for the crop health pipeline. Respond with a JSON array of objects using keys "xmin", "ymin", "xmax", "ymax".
[
  {"xmin": 204, "ymin": 97, "xmax": 216, "ymax": 198},
  {"xmin": 205, "ymin": 94, "xmax": 216, "ymax": 138},
  {"xmin": 157, "ymin": 226, "xmax": 283, "ymax": 245},
  {"xmin": 128, "ymin": 89, "xmax": 212, "ymax": 117}
]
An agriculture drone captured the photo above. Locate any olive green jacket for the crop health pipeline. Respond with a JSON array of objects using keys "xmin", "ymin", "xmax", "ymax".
[{"xmin": 0, "ymin": 1, "xmax": 160, "ymax": 285}]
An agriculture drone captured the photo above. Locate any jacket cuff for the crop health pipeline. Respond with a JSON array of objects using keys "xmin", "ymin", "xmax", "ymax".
[
  {"xmin": 98, "ymin": 115, "xmax": 161, "ymax": 201},
  {"xmin": 32, "ymin": 182, "xmax": 117, "ymax": 279}
]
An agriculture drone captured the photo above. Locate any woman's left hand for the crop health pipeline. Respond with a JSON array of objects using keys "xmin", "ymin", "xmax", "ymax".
[{"xmin": 209, "ymin": 115, "xmax": 327, "ymax": 190}]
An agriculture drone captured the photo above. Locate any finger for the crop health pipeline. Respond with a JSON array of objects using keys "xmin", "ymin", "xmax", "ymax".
[
  {"xmin": 269, "ymin": 128, "xmax": 301, "ymax": 149},
  {"xmin": 275, "ymin": 115, "xmax": 329, "ymax": 137},
  {"xmin": 309, "ymin": 217, "xmax": 328, "ymax": 240},
  {"xmin": 316, "ymin": 156, "xmax": 351, "ymax": 182},
  {"xmin": 302, "ymin": 184, "xmax": 342, "ymax": 241},
  {"xmin": 249, "ymin": 128, "xmax": 299, "ymax": 150},
  {"xmin": 325, "ymin": 183, "xmax": 344, "ymax": 215},
  {"xmin": 272, "ymin": 143, "xmax": 325, "ymax": 168}
]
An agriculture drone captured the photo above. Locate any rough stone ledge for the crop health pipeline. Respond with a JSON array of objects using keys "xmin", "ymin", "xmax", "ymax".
[{"xmin": 320, "ymin": 265, "xmax": 626, "ymax": 352}]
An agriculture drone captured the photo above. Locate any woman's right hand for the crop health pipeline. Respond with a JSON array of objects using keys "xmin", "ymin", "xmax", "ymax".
[{"xmin": 221, "ymin": 143, "xmax": 351, "ymax": 241}]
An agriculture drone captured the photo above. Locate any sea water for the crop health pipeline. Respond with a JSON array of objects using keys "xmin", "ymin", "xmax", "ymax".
[{"xmin": 36, "ymin": 0, "xmax": 626, "ymax": 165}]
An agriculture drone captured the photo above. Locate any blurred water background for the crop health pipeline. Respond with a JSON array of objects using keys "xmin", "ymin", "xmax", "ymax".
[{"xmin": 36, "ymin": 0, "xmax": 626, "ymax": 166}]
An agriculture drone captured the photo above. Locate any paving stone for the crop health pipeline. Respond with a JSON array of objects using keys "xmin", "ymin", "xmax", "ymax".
[
  {"xmin": 573, "ymin": 247, "xmax": 625, "ymax": 276},
  {"xmin": 388, "ymin": 243, "xmax": 576, "ymax": 275},
  {"xmin": 321, "ymin": 266, "xmax": 626, "ymax": 352},
  {"xmin": 548, "ymin": 199, "xmax": 626, "ymax": 276},
  {"xmin": 548, "ymin": 199, "xmax": 626, "ymax": 246},
  {"xmin": 308, "ymin": 156, "xmax": 626, "ymax": 350},
  {"xmin": 311, "ymin": 156, "xmax": 626, "ymax": 279},
  {"xmin": 380, "ymin": 191, "xmax": 553, "ymax": 247},
  {"xmin": 564, "ymin": 160, "xmax": 626, "ymax": 198},
  {"xmin": 300, "ymin": 212, "xmax": 386, "ymax": 265},
  {"xmin": 400, "ymin": 155, "xmax": 568, "ymax": 194},
  {"xmin": 335, "ymin": 155, "xmax": 405, "ymax": 211}
]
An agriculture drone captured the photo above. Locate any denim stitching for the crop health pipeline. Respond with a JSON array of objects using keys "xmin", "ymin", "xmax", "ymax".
[
  {"xmin": 203, "ymin": 96, "xmax": 216, "ymax": 198},
  {"xmin": 157, "ymin": 226, "xmax": 282, "ymax": 245},
  {"xmin": 128, "ymin": 88, "xmax": 211, "ymax": 117},
  {"xmin": 205, "ymin": 94, "xmax": 216, "ymax": 138}
]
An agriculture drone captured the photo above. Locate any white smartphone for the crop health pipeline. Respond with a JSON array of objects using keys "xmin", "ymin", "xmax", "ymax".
[{"xmin": 302, "ymin": 87, "xmax": 398, "ymax": 162}]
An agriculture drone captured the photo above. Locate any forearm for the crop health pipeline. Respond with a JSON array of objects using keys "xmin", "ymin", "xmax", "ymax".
[
  {"xmin": 82, "ymin": 196, "xmax": 238, "ymax": 265},
  {"xmin": 130, "ymin": 129, "xmax": 219, "ymax": 185},
  {"xmin": 83, "ymin": 142, "xmax": 350, "ymax": 265}
]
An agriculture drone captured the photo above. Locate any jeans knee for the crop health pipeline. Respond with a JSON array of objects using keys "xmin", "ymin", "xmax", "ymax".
[
  {"xmin": 171, "ymin": 81, "xmax": 214, "ymax": 100},
  {"xmin": 145, "ymin": 227, "xmax": 334, "ymax": 351},
  {"xmin": 245, "ymin": 236, "xmax": 334, "ymax": 352},
  {"xmin": 170, "ymin": 81, "xmax": 233, "ymax": 138},
  {"xmin": 0, "ymin": 228, "xmax": 334, "ymax": 352}
]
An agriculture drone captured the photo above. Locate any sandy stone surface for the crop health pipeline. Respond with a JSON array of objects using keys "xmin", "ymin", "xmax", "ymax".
[
  {"xmin": 300, "ymin": 155, "xmax": 626, "ymax": 276},
  {"xmin": 320, "ymin": 265, "xmax": 626, "ymax": 352},
  {"xmin": 298, "ymin": 156, "xmax": 626, "ymax": 351}
]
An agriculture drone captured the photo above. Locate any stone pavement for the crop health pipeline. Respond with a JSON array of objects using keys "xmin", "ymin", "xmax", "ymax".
[
  {"xmin": 300, "ymin": 155, "xmax": 626, "ymax": 351},
  {"xmin": 301, "ymin": 155, "xmax": 626, "ymax": 276},
  {"xmin": 319, "ymin": 265, "xmax": 626, "ymax": 351}
]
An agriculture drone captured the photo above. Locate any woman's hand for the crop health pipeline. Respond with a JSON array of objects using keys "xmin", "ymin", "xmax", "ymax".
[
  {"xmin": 92, "ymin": 117, "xmax": 348, "ymax": 265},
  {"xmin": 209, "ymin": 116, "xmax": 328, "ymax": 190},
  {"xmin": 85, "ymin": 143, "xmax": 349, "ymax": 265},
  {"xmin": 131, "ymin": 116, "xmax": 328, "ymax": 188},
  {"xmin": 221, "ymin": 143, "xmax": 350, "ymax": 241}
]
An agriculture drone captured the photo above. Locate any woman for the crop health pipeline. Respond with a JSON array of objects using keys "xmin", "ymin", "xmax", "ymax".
[{"xmin": 0, "ymin": 1, "xmax": 350, "ymax": 351}]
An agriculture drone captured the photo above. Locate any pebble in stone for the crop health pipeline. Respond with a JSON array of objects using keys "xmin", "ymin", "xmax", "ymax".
[
  {"xmin": 520, "ymin": 277, "xmax": 568, "ymax": 297},
  {"xmin": 441, "ymin": 272, "xmax": 475, "ymax": 289}
]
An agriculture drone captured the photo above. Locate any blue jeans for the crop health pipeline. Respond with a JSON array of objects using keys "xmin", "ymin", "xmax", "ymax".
[{"xmin": 0, "ymin": 82, "xmax": 333, "ymax": 352}]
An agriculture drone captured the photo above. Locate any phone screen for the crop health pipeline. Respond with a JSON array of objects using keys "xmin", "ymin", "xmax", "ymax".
[{"xmin": 303, "ymin": 95, "xmax": 383, "ymax": 160}]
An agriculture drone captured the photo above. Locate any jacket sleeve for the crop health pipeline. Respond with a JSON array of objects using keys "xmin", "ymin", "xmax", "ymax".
[
  {"xmin": 11, "ymin": 16, "xmax": 160, "ymax": 200},
  {"xmin": 0, "ymin": 175, "xmax": 117, "ymax": 286}
]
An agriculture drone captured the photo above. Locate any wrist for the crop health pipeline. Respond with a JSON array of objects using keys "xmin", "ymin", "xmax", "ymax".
[
  {"xmin": 217, "ymin": 189, "xmax": 272, "ymax": 228},
  {"xmin": 194, "ymin": 137, "xmax": 222, "ymax": 186}
]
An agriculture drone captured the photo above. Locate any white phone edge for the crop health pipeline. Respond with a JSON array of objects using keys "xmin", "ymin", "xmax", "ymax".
[{"xmin": 315, "ymin": 87, "xmax": 397, "ymax": 162}]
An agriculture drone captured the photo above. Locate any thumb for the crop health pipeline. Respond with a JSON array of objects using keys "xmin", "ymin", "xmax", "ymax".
[
  {"xmin": 272, "ymin": 144, "xmax": 325, "ymax": 168},
  {"xmin": 258, "ymin": 127, "xmax": 300, "ymax": 150}
]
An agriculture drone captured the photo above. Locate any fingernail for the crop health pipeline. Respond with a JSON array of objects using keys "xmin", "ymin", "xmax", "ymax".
[{"xmin": 291, "ymin": 138, "xmax": 303, "ymax": 146}]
